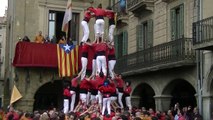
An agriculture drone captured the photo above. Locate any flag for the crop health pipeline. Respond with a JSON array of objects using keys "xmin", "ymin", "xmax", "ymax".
[
  {"xmin": 62, "ymin": 0, "xmax": 72, "ymax": 32},
  {"xmin": 57, "ymin": 44, "xmax": 79, "ymax": 77},
  {"xmin": 10, "ymin": 85, "xmax": 22, "ymax": 105}
]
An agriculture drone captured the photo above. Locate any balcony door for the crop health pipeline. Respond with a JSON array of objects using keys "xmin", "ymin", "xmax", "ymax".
[{"xmin": 48, "ymin": 11, "xmax": 79, "ymax": 44}]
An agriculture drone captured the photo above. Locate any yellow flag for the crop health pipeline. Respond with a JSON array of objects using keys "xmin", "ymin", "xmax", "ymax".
[{"xmin": 10, "ymin": 85, "xmax": 22, "ymax": 105}]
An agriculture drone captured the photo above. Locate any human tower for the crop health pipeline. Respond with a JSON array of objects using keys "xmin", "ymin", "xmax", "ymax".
[{"xmin": 63, "ymin": 3, "xmax": 132, "ymax": 116}]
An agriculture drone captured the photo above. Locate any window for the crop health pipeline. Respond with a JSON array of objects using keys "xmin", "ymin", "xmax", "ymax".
[
  {"xmin": 48, "ymin": 11, "xmax": 79, "ymax": 44},
  {"xmin": 69, "ymin": 13, "xmax": 80, "ymax": 44},
  {"xmin": 114, "ymin": 31, "xmax": 128, "ymax": 58},
  {"xmin": 136, "ymin": 19, "xmax": 153, "ymax": 51},
  {"xmin": 48, "ymin": 12, "xmax": 56, "ymax": 40},
  {"xmin": 171, "ymin": 4, "xmax": 184, "ymax": 40}
]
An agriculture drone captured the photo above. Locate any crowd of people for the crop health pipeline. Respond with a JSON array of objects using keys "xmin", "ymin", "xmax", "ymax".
[{"xmin": 0, "ymin": 103, "xmax": 203, "ymax": 120}]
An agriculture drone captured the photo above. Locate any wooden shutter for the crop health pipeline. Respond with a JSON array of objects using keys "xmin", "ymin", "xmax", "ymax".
[
  {"xmin": 136, "ymin": 24, "xmax": 144, "ymax": 51},
  {"xmin": 147, "ymin": 19, "xmax": 153, "ymax": 48},
  {"xmin": 122, "ymin": 31, "xmax": 128, "ymax": 55},
  {"xmin": 114, "ymin": 35, "xmax": 118, "ymax": 58},
  {"xmin": 179, "ymin": 4, "xmax": 184, "ymax": 38},
  {"xmin": 171, "ymin": 9, "xmax": 176, "ymax": 40}
]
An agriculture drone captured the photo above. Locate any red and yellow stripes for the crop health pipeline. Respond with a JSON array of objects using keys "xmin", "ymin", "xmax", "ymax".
[{"xmin": 57, "ymin": 45, "xmax": 78, "ymax": 77}]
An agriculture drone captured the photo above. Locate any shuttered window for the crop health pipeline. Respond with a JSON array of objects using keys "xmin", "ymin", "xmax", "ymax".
[
  {"xmin": 136, "ymin": 19, "xmax": 153, "ymax": 51},
  {"xmin": 122, "ymin": 31, "xmax": 128, "ymax": 55},
  {"xmin": 171, "ymin": 4, "xmax": 184, "ymax": 40},
  {"xmin": 114, "ymin": 31, "xmax": 128, "ymax": 58}
]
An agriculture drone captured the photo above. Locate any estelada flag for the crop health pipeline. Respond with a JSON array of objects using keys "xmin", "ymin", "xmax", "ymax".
[
  {"xmin": 57, "ymin": 44, "xmax": 78, "ymax": 77},
  {"xmin": 10, "ymin": 85, "xmax": 22, "ymax": 105},
  {"xmin": 62, "ymin": 0, "xmax": 72, "ymax": 32}
]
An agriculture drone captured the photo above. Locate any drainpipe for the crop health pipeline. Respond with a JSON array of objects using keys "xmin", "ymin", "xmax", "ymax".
[{"xmin": 196, "ymin": 0, "xmax": 203, "ymax": 115}]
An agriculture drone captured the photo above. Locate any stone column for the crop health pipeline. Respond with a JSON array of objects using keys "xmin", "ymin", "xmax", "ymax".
[
  {"xmin": 14, "ymin": 99, "xmax": 35, "ymax": 112},
  {"xmin": 202, "ymin": 95, "xmax": 213, "ymax": 120},
  {"xmin": 154, "ymin": 95, "xmax": 172, "ymax": 111},
  {"xmin": 131, "ymin": 96, "xmax": 140, "ymax": 107}
]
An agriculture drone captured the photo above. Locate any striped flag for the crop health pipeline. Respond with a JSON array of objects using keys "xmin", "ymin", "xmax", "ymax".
[
  {"xmin": 57, "ymin": 44, "xmax": 79, "ymax": 77},
  {"xmin": 62, "ymin": 0, "xmax": 72, "ymax": 32}
]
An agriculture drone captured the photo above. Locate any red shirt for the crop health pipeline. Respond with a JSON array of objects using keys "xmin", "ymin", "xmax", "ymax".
[
  {"xmin": 124, "ymin": 86, "xmax": 132, "ymax": 95},
  {"xmin": 96, "ymin": 75, "xmax": 106, "ymax": 87},
  {"xmin": 108, "ymin": 47, "xmax": 115, "ymax": 55},
  {"xmin": 81, "ymin": 44, "xmax": 90, "ymax": 53},
  {"xmin": 89, "ymin": 79, "xmax": 99, "ymax": 89},
  {"xmin": 84, "ymin": 11, "xmax": 92, "ymax": 22},
  {"xmin": 105, "ymin": 10, "xmax": 115, "ymax": 19},
  {"xmin": 63, "ymin": 88, "xmax": 71, "ymax": 97},
  {"xmin": 93, "ymin": 42, "xmax": 108, "ymax": 52},
  {"xmin": 80, "ymin": 79, "xmax": 90, "ymax": 90},
  {"xmin": 99, "ymin": 85, "xmax": 114, "ymax": 94},
  {"xmin": 89, "ymin": 8, "xmax": 106, "ymax": 17},
  {"xmin": 71, "ymin": 77, "xmax": 78, "ymax": 88},
  {"xmin": 115, "ymin": 78, "xmax": 124, "ymax": 88}
]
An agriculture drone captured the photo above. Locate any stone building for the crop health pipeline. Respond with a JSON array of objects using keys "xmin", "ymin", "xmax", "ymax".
[
  {"xmin": 5, "ymin": 0, "xmax": 110, "ymax": 111},
  {"xmin": 112, "ymin": 0, "xmax": 212, "ymax": 119},
  {"xmin": 0, "ymin": 12, "xmax": 7, "ymax": 108},
  {"xmin": 4, "ymin": 0, "xmax": 213, "ymax": 119}
]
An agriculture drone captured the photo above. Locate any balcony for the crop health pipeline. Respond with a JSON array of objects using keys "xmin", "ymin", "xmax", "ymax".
[
  {"xmin": 162, "ymin": 0, "xmax": 176, "ymax": 3},
  {"xmin": 115, "ymin": 38, "xmax": 196, "ymax": 76},
  {"xmin": 193, "ymin": 16, "xmax": 213, "ymax": 50},
  {"xmin": 127, "ymin": 0, "xmax": 154, "ymax": 17},
  {"xmin": 112, "ymin": 1, "xmax": 128, "ymax": 27}
]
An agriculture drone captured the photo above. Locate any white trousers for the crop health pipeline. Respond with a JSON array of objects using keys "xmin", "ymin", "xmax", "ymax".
[
  {"xmin": 90, "ymin": 94, "xmax": 97, "ymax": 102},
  {"xmin": 70, "ymin": 91, "xmax": 76, "ymax": 112},
  {"xmin": 111, "ymin": 96, "xmax": 117, "ymax": 101},
  {"xmin": 125, "ymin": 96, "xmax": 132, "ymax": 110},
  {"xmin": 108, "ymin": 60, "xmax": 116, "ymax": 79},
  {"xmin": 80, "ymin": 93, "xmax": 87, "ymax": 104},
  {"xmin": 118, "ymin": 92, "xmax": 124, "ymax": 108},
  {"xmin": 95, "ymin": 19, "xmax": 105, "ymax": 38},
  {"xmin": 96, "ymin": 56, "xmax": 107, "ymax": 76},
  {"xmin": 98, "ymin": 91, "xmax": 103, "ymax": 104},
  {"xmin": 63, "ymin": 99, "xmax": 69, "ymax": 114},
  {"xmin": 109, "ymin": 25, "xmax": 115, "ymax": 42},
  {"xmin": 102, "ymin": 97, "xmax": 111, "ymax": 115},
  {"xmin": 81, "ymin": 21, "xmax": 89, "ymax": 42},
  {"xmin": 86, "ymin": 92, "xmax": 91, "ymax": 105},
  {"xmin": 80, "ymin": 57, "xmax": 88, "ymax": 80},
  {"xmin": 94, "ymin": 23, "xmax": 98, "ymax": 38},
  {"xmin": 92, "ymin": 59, "xmax": 96, "ymax": 77}
]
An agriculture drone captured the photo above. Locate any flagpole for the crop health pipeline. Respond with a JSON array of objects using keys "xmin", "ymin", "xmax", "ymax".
[{"xmin": 69, "ymin": 0, "xmax": 72, "ymax": 44}]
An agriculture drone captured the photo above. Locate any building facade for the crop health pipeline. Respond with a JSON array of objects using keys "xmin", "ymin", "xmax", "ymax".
[
  {"xmin": 5, "ymin": 0, "xmax": 110, "ymax": 111},
  {"xmin": 0, "ymin": 13, "xmax": 7, "ymax": 108},
  {"xmin": 112, "ymin": 0, "xmax": 212, "ymax": 119},
  {"xmin": 4, "ymin": 0, "xmax": 213, "ymax": 119}
]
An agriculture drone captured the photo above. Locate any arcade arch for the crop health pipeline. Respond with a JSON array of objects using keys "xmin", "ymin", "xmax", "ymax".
[
  {"xmin": 162, "ymin": 79, "xmax": 197, "ymax": 108},
  {"xmin": 132, "ymin": 83, "xmax": 156, "ymax": 110}
]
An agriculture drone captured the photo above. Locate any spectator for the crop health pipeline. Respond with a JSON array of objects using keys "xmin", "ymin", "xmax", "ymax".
[
  {"xmin": 34, "ymin": 31, "xmax": 44, "ymax": 43},
  {"xmin": 22, "ymin": 36, "xmax": 30, "ymax": 42}
]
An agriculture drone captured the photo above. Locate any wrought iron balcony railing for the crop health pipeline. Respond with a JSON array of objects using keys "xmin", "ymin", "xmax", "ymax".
[
  {"xmin": 193, "ymin": 16, "xmax": 213, "ymax": 50},
  {"xmin": 115, "ymin": 38, "xmax": 196, "ymax": 75},
  {"xmin": 112, "ymin": 1, "xmax": 127, "ymax": 16},
  {"xmin": 127, "ymin": 0, "xmax": 154, "ymax": 12}
]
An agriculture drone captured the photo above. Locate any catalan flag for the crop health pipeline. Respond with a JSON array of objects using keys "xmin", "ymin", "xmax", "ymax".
[{"xmin": 57, "ymin": 44, "xmax": 79, "ymax": 77}]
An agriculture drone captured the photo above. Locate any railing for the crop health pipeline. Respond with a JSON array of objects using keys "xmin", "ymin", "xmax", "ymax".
[
  {"xmin": 112, "ymin": 1, "xmax": 127, "ymax": 16},
  {"xmin": 127, "ymin": 0, "xmax": 153, "ymax": 10},
  {"xmin": 193, "ymin": 16, "xmax": 213, "ymax": 45},
  {"xmin": 115, "ymin": 38, "xmax": 195, "ymax": 74}
]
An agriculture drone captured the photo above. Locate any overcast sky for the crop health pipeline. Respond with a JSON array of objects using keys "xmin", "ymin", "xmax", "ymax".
[{"xmin": 0, "ymin": 0, "xmax": 8, "ymax": 17}]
